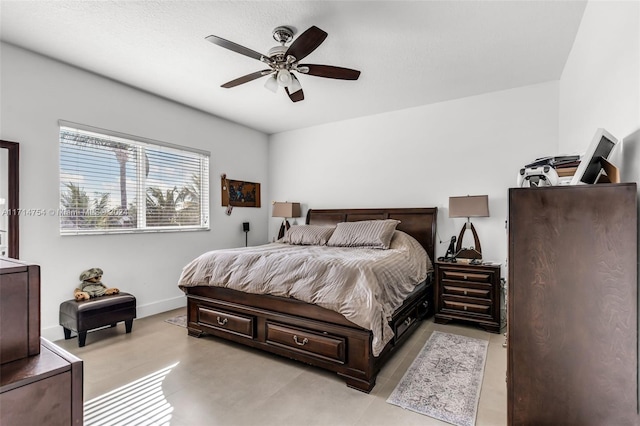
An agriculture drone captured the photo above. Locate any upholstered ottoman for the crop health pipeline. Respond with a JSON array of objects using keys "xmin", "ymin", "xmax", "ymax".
[{"xmin": 59, "ymin": 292, "xmax": 136, "ymax": 347}]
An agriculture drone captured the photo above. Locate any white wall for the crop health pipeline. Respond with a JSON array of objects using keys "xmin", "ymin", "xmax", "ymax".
[
  {"xmin": 559, "ymin": 0, "xmax": 639, "ymax": 184},
  {"xmin": 269, "ymin": 81, "xmax": 560, "ymax": 268},
  {"xmin": 0, "ymin": 43, "xmax": 270, "ymax": 340}
]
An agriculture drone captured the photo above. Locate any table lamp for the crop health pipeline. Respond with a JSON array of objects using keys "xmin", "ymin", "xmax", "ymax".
[
  {"xmin": 449, "ymin": 195, "xmax": 489, "ymax": 259},
  {"xmin": 272, "ymin": 202, "xmax": 301, "ymax": 239}
]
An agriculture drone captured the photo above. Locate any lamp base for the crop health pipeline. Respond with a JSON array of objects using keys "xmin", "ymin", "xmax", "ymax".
[
  {"xmin": 277, "ymin": 219, "xmax": 291, "ymax": 240},
  {"xmin": 455, "ymin": 222, "xmax": 482, "ymax": 259}
]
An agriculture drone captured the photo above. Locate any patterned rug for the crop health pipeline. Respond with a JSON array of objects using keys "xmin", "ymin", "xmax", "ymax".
[
  {"xmin": 387, "ymin": 331, "xmax": 488, "ymax": 426},
  {"xmin": 164, "ymin": 314, "xmax": 187, "ymax": 328}
]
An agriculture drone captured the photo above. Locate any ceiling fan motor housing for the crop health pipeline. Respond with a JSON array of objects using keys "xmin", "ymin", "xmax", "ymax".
[
  {"xmin": 272, "ymin": 26, "xmax": 294, "ymax": 44},
  {"xmin": 267, "ymin": 45, "xmax": 288, "ymax": 60},
  {"xmin": 269, "ymin": 26, "xmax": 295, "ymax": 62}
]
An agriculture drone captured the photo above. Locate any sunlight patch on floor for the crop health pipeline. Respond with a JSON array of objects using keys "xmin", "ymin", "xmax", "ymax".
[{"xmin": 84, "ymin": 362, "xmax": 178, "ymax": 426}]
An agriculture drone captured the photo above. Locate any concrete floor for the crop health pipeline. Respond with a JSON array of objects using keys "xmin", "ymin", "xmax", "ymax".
[{"xmin": 54, "ymin": 308, "xmax": 507, "ymax": 426}]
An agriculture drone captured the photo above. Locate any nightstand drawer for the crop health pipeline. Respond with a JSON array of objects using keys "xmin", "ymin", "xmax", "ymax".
[
  {"xmin": 442, "ymin": 284, "xmax": 491, "ymax": 299},
  {"xmin": 441, "ymin": 269, "xmax": 493, "ymax": 283},
  {"xmin": 442, "ymin": 299, "xmax": 491, "ymax": 315}
]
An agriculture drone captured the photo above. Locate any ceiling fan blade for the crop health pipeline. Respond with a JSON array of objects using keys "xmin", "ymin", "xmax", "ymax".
[
  {"xmin": 285, "ymin": 88, "xmax": 304, "ymax": 102},
  {"xmin": 221, "ymin": 70, "xmax": 273, "ymax": 88},
  {"xmin": 205, "ymin": 35, "xmax": 266, "ymax": 62},
  {"xmin": 300, "ymin": 64, "xmax": 361, "ymax": 80},
  {"xmin": 285, "ymin": 87, "xmax": 304, "ymax": 103},
  {"xmin": 285, "ymin": 26, "xmax": 327, "ymax": 62}
]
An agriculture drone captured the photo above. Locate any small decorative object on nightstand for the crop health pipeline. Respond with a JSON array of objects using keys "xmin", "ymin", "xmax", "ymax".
[{"xmin": 434, "ymin": 260, "xmax": 501, "ymax": 333}]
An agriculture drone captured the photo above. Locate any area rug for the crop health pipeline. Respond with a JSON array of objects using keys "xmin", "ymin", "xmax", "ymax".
[
  {"xmin": 164, "ymin": 314, "xmax": 187, "ymax": 328},
  {"xmin": 386, "ymin": 331, "xmax": 488, "ymax": 426}
]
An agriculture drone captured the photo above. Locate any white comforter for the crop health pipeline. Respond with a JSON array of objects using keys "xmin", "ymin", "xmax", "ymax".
[{"xmin": 178, "ymin": 231, "xmax": 431, "ymax": 356}]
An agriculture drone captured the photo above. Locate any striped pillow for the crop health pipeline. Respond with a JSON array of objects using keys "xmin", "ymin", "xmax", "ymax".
[
  {"xmin": 327, "ymin": 219, "xmax": 401, "ymax": 249},
  {"xmin": 281, "ymin": 225, "xmax": 336, "ymax": 245}
]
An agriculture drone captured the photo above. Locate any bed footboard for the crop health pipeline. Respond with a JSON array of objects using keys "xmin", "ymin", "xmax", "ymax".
[{"xmin": 184, "ymin": 279, "xmax": 432, "ymax": 392}]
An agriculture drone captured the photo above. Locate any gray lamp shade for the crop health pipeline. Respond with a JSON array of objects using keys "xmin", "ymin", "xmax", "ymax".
[
  {"xmin": 449, "ymin": 195, "xmax": 489, "ymax": 218},
  {"xmin": 272, "ymin": 202, "xmax": 301, "ymax": 218}
]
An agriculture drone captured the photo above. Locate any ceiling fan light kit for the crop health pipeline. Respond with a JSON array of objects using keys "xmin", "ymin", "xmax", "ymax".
[
  {"xmin": 206, "ymin": 25, "xmax": 361, "ymax": 102},
  {"xmin": 276, "ymin": 69, "xmax": 292, "ymax": 87},
  {"xmin": 288, "ymin": 75, "xmax": 302, "ymax": 94},
  {"xmin": 264, "ymin": 75, "xmax": 278, "ymax": 93}
]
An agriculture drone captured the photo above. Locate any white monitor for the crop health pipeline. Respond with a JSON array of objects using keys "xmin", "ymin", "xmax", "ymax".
[{"xmin": 570, "ymin": 128, "xmax": 618, "ymax": 185}]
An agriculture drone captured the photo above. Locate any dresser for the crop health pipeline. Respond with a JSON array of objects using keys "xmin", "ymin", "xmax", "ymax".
[
  {"xmin": 434, "ymin": 260, "xmax": 501, "ymax": 333},
  {"xmin": 0, "ymin": 338, "xmax": 83, "ymax": 425},
  {"xmin": 508, "ymin": 183, "xmax": 638, "ymax": 425},
  {"xmin": 0, "ymin": 257, "xmax": 83, "ymax": 425},
  {"xmin": 0, "ymin": 258, "xmax": 40, "ymax": 364}
]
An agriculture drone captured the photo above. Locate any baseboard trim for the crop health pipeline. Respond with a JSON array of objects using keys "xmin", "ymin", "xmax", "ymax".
[
  {"xmin": 136, "ymin": 295, "xmax": 187, "ymax": 319},
  {"xmin": 42, "ymin": 295, "xmax": 187, "ymax": 341}
]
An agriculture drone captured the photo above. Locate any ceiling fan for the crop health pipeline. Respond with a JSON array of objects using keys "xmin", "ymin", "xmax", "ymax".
[{"xmin": 205, "ymin": 26, "xmax": 361, "ymax": 102}]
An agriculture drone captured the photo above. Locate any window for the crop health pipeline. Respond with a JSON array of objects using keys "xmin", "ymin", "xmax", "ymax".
[{"xmin": 59, "ymin": 121, "xmax": 209, "ymax": 235}]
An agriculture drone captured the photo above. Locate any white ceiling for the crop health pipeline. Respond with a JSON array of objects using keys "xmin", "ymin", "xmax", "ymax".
[{"xmin": 0, "ymin": 1, "xmax": 586, "ymax": 135}]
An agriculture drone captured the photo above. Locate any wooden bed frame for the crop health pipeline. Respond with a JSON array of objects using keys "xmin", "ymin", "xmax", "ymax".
[{"xmin": 183, "ymin": 207, "xmax": 438, "ymax": 392}]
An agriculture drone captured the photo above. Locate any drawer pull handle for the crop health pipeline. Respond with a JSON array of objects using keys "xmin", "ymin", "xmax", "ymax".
[
  {"xmin": 293, "ymin": 335, "xmax": 309, "ymax": 346},
  {"xmin": 463, "ymin": 306, "xmax": 468, "ymax": 311},
  {"xmin": 404, "ymin": 317, "xmax": 414, "ymax": 327},
  {"xmin": 216, "ymin": 316, "xmax": 228, "ymax": 326},
  {"xmin": 463, "ymin": 275, "xmax": 468, "ymax": 280},
  {"xmin": 464, "ymin": 290, "xmax": 468, "ymax": 296}
]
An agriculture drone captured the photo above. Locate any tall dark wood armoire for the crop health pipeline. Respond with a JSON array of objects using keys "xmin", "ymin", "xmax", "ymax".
[{"xmin": 508, "ymin": 183, "xmax": 638, "ymax": 425}]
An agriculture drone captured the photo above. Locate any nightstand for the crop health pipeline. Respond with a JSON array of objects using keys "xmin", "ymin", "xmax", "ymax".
[{"xmin": 434, "ymin": 260, "xmax": 501, "ymax": 333}]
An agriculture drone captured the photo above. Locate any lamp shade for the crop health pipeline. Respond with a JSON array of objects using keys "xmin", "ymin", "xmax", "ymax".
[
  {"xmin": 272, "ymin": 202, "xmax": 301, "ymax": 218},
  {"xmin": 449, "ymin": 195, "xmax": 489, "ymax": 218}
]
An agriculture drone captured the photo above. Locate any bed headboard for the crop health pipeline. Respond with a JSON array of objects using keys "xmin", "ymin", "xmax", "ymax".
[{"xmin": 306, "ymin": 207, "xmax": 438, "ymax": 263}]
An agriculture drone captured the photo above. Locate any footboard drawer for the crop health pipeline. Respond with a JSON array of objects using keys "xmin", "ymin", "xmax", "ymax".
[
  {"xmin": 197, "ymin": 306, "xmax": 255, "ymax": 339},
  {"xmin": 266, "ymin": 322, "xmax": 346, "ymax": 364}
]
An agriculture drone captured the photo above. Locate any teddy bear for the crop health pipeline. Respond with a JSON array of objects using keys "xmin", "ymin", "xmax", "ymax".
[{"xmin": 74, "ymin": 267, "xmax": 119, "ymax": 301}]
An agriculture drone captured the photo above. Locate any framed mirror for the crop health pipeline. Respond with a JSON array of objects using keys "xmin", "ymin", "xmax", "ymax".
[{"xmin": 0, "ymin": 140, "xmax": 19, "ymax": 259}]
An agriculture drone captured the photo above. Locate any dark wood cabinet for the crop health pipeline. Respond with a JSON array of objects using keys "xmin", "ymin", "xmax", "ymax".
[
  {"xmin": 507, "ymin": 183, "xmax": 638, "ymax": 425},
  {"xmin": 0, "ymin": 258, "xmax": 40, "ymax": 364},
  {"xmin": 0, "ymin": 258, "xmax": 83, "ymax": 425},
  {"xmin": 434, "ymin": 260, "xmax": 501, "ymax": 333}
]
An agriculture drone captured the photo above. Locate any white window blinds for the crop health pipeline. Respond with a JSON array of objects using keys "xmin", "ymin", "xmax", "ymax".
[{"xmin": 59, "ymin": 121, "xmax": 209, "ymax": 235}]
